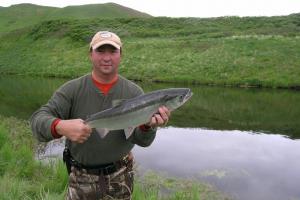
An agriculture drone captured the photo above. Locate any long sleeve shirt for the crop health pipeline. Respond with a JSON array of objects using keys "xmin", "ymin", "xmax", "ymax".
[{"xmin": 30, "ymin": 74, "xmax": 156, "ymax": 166}]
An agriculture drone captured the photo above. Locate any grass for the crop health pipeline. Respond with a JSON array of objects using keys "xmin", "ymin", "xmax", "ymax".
[
  {"xmin": 0, "ymin": 115, "xmax": 229, "ymax": 200},
  {"xmin": 123, "ymin": 36, "xmax": 300, "ymax": 88},
  {"xmin": 0, "ymin": 15, "xmax": 300, "ymax": 88},
  {"xmin": 0, "ymin": 3, "xmax": 150, "ymax": 34},
  {"xmin": 0, "ymin": 116, "xmax": 68, "ymax": 199},
  {"xmin": 133, "ymin": 171, "xmax": 230, "ymax": 200}
]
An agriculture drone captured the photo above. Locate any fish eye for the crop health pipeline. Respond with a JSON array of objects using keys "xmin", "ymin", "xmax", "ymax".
[{"xmin": 179, "ymin": 95, "xmax": 184, "ymax": 101}]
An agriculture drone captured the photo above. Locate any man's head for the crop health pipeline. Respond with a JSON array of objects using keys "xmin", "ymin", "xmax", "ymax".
[{"xmin": 89, "ymin": 31, "xmax": 122, "ymax": 79}]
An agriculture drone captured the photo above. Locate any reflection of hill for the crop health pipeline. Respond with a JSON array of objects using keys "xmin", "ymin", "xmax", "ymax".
[
  {"xmin": 0, "ymin": 76, "xmax": 299, "ymax": 139},
  {"xmin": 141, "ymin": 83, "xmax": 300, "ymax": 139},
  {"xmin": 0, "ymin": 76, "xmax": 67, "ymax": 119}
]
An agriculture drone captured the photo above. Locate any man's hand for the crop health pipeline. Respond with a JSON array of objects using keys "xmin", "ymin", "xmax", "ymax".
[
  {"xmin": 55, "ymin": 119, "xmax": 92, "ymax": 143},
  {"xmin": 147, "ymin": 106, "xmax": 171, "ymax": 128}
]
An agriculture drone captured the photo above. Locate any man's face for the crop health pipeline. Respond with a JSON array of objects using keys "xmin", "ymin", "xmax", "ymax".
[{"xmin": 90, "ymin": 44, "xmax": 121, "ymax": 76}]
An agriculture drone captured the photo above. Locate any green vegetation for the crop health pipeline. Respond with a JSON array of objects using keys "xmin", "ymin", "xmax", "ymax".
[
  {"xmin": 0, "ymin": 4, "xmax": 299, "ymax": 88},
  {"xmin": 0, "ymin": 115, "xmax": 229, "ymax": 200},
  {"xmin": 133, "ymin": 171, "xmax": 230, "ymax": 200},
  {"xmin": 0, "ymin": 3, "xmax": 150, "ymax": 33},
  {"xmin": 0, "ymin": 116, "xmax": 67, "ymax": 199}
]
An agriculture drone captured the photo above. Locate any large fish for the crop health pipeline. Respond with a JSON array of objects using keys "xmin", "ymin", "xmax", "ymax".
[{"xmin": 85, "ymin": 88, "xmax": 192, "ymax": 139}]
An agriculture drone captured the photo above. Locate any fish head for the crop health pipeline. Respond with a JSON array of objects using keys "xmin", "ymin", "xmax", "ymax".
[
  {"xmin": 163, "ymin": 88, "xmax": 193, "ymax": 111},
  {"xmin": 180, "ymin": 88, "xmax": 193, "ymax": 104}
]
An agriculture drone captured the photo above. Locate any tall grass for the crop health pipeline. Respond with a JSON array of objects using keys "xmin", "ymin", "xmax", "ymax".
[{"xmin": 0, "ymin": 117, "xmax": 68, "ymax": 199}]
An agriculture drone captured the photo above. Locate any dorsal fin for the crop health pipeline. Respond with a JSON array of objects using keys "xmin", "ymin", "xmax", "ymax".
[{"xmin": 112, "ymin": 99, "xmax": 126, "ymax": 107}]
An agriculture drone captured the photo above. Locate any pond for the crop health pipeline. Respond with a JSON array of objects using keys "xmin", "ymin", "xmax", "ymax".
[{"xmin": 1, "ymin": 75, "xmax": 300, "ymax": 200}]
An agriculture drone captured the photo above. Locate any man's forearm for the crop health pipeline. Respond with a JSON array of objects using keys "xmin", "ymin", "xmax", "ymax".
[{"xmin": 30, "ymin": 108, "xmax": 58, "ymax": 142}]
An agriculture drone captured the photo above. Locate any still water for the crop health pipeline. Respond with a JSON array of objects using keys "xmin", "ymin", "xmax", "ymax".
[{"xmin": 1, "ymin": 75, "xmax": 300, "ymax": 200}]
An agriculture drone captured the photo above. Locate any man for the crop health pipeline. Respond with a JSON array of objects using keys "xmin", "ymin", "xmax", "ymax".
[{"xmin": 30, "ymin": 31, "xmax": 170, "ymax": 200}]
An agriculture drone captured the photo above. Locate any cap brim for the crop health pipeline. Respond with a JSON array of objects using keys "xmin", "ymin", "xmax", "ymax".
[{"xmin": 92, "ymin": 40, "xmax": 120, "ymax": 50}]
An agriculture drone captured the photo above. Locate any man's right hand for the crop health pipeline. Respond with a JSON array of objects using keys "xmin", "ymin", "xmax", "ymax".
[{"xmin": 55, "ymin": 119, "xmax": 92, "ymax": 143}]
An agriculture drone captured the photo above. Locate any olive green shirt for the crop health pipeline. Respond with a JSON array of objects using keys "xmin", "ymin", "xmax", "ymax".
[{"xmin": 30, "ymin": 74, "xmax": 156, "ymax": 165}]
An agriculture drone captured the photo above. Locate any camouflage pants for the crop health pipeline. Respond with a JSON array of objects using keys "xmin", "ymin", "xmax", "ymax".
[{"xmin": 65, "ymin": 162, "xmax": 134, "ymax": 200}]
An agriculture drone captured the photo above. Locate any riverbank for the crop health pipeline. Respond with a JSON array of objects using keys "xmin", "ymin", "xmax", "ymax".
[
  {"xmin": 0, "ymin": 115, "xmax": 230, "ymax": 200},
  {"xmin": 0, "ymin": 16, "xmax": 300, "ymax": 89}
]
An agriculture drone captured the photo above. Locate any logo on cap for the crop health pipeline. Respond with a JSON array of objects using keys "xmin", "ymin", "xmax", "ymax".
[{"xmin": 100, "ymin": 32, "xmax": 112, "ymax": 38}]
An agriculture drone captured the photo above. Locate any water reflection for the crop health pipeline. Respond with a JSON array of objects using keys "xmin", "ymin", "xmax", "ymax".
[
  {"xmin": 36, "ymin": 127, "xmax": 300, "ymax": 200},
  {"xmin": 140, "ymin": 82, "xmax": 300, "ymax": 138},
  {"xmin": 0, "ymin": 75, "xmax": 66, "ymax": 119},
  {"xmin": 134, "ymin": 127, "xmax": 300, "ymax": 200},
  {"xmin": 0, "ymin": 75, "xmax": 299, "ymax": 138}
]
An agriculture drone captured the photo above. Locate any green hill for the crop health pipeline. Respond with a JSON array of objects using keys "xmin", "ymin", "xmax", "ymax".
[
  {"xmin": 0, "ymin": 4, "xmax": 57, "ymax": 33},
  {"xmin": 48, "ymin": 3, "xmax": 151, "ymax": 19},
  {"xmin": 0, "ymin": 9, "xmax": 299, "ymax": 88},
  {"xmin": 0, "ymin": 3, "xmax": 151, "ymax": 34}
]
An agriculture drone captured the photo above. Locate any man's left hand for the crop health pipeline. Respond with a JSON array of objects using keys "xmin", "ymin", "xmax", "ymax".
[{"xmin": 147, "ymin": 106, "xmax": 171, "ymax": 128}]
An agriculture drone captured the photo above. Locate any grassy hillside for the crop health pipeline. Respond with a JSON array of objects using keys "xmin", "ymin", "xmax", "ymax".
[
  {"xmin": 0, "ymin": 4, "xmax": 57, "ymax": 33},
  {"xmin": 0, "ymin": 3, "xmax": 151, "ymax": 34},
  {"xmin": 48, "ymin": 3, "xmax": 151, "ymax": 20},
  {"xmin": 0, "ymin": 14, "xmax": 300, "ymax": 88}
]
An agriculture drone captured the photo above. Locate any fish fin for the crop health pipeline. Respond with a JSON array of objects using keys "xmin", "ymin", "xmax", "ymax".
[
  {"xmin": 124, "ymin": 127, "xmax": 135, "ymax": 139},
  {"xmin": 112, "ymin": 99, "xmax": 126, "ymax": 107},
  {"xmin": 95, "ymin": 128, "xmax": 110, "ymax": 138}
]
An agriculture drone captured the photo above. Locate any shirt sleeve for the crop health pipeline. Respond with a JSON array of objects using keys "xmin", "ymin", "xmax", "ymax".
[
  {"xmin": 129, "ymin": 126, "xmax": 157, "ymax": 147},
  {"xmin": 30, "ymin": 83, "xmax": 73, "ymax": 142}
]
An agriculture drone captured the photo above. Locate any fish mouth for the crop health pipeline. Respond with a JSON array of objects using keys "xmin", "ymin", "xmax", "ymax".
[{"xmin": 184, "ymin": 89, "xmax": 193, "ymax": 102}]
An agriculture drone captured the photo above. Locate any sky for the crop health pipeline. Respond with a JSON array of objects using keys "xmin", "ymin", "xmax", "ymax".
[{"xmin": 1, "ymin": 0, "xmax": 300, "ymax": 18}]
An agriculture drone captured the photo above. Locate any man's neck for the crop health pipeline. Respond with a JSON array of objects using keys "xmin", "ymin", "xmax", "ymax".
[{"xmin": 92, "ymin": 71, "xmax": 118, "ymax": 84}]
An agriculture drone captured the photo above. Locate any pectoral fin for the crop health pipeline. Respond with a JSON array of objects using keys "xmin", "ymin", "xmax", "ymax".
[
  {"xmin": 96, "ymin": 128, "xmax": 110, "ymax": 138},
  {"xmin": 124, "ymin": 127, "xmax": 135, "ymax": 139}
]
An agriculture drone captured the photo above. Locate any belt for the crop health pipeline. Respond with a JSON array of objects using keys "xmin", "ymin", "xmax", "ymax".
[{"xmin": 71, "ymin": 152, "xmax": 133, "ymax": 176}]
